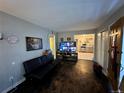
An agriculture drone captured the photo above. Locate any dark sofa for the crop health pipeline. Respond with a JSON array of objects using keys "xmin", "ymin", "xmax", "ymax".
[{"xmin": 23, "ymin": 52, "xmax": 59, "ymax": 81}]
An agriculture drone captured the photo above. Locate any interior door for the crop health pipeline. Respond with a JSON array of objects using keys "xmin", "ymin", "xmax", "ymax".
[
  {"xmin": 49, "ymin": 35, "xmax": 56, "ymax": 59},
  {"xmin": 108, "ymin": 28, "xmax": 123, "ymax": 90}
]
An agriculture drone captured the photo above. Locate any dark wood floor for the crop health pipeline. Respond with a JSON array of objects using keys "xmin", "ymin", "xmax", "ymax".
[{"xmin": 8, "ymin": 60, "xmax": 111, "ymax": 93}]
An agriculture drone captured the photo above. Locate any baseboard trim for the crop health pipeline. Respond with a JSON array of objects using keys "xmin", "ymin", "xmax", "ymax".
[{"xmin": 1, "ymin": 78, "xmax": 25, "ymax": 93}]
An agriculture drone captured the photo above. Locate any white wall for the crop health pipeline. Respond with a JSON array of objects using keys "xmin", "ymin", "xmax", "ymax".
[
  {"xmin": 0, "ymin": 11, "xmax": 51, "ymax": 92},
  {"xmin": 57, "ymin": 29, "xmax": 96, "ymax": 43}
]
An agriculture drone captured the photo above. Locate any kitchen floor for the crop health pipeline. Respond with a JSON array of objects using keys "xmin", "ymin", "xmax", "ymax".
[{"xmin": 78, "ymin": 52, "xmax": 94, "ymax": 60}]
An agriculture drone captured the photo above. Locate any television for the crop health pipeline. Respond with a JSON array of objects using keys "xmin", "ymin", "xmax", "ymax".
[{"xmin": 59, "ymin": 41, "xmax": 76, "ymax": 52}]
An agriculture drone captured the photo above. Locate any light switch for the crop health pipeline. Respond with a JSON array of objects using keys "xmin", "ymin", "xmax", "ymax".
[
  {"xmin": 0, "ymin": 33, "xmax": 3, "ymax": 40},
  {"xmin": 12, "ymin": 62, "xmax": 15, "ymax": 65}
]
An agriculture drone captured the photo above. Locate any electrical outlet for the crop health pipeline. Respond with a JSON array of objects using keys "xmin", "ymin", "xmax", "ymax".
[{"xmin": 9, "ymin": 76, "xmax": 14, "ymax": 82}]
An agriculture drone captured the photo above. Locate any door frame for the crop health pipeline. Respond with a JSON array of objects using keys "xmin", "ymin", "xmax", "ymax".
[{"xmin": 74, "ymin": 34, "xmax": 95, "ymax": 60}]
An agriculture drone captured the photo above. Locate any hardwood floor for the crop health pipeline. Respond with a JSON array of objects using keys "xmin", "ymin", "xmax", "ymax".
[{"xmin": 8, "ymin": 60, "xmax": 111, "ymax": 93}]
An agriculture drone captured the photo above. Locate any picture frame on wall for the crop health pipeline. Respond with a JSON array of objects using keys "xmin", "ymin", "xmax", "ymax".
[
  {"xmin": 60, "ymin": 37, "xmax": 64, "ymax": 42},
  {"xmin": 26, "ymin": 37, "xmax": 43, "ymax": 51},
  {"xmin": 67, "ymin": 37, "xmax": 71, "ymax": 41}
]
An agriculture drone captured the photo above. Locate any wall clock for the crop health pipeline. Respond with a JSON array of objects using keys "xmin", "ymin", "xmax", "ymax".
[{"xmin": 7, "ymin": 35, "xmax": 19, "ymax": 44}]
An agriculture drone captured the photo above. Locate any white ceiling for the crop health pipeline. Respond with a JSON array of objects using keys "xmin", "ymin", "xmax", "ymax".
[{"xmin": 0, "ymin": 0, "xmax": 124, "ymax": 32}]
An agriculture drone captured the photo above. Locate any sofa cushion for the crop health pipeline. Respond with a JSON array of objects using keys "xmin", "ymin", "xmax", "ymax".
[
  {"xmin": 23, "ymin": 57, "xmax": 41, "ymax": 74},
  {"xmin": 40, "ymin": 53, "xmax": 54, "ymax": 64}
]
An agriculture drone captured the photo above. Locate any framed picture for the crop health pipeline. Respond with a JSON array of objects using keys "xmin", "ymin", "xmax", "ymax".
[
  {"xmin": 26, "ymin": 37, "xmax": 43, "ymax": 51},
  {"xmin": 60, "ymin": 37, "xmax": 64, "ymax": 42},
  {"xmin": 67, "ymin": 37, "xmax": 71, "ymax": 41}
]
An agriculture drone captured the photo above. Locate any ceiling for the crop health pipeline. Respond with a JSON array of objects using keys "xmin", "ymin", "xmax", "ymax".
[{"xmin": 0, "ymin": 0, "xmax": 124, "ymax": 32}]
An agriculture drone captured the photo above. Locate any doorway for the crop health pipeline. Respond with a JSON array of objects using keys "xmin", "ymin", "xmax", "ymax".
[
  {"xmin": 74, "ymin": 34, "xmax": 95, "ymax": 60},
  {"xmin": 119, "ymin": 27, "xmax": 124, "ymax": 91},
  {"xmin": 49, "ymin": 35, "xmax": 56, "ymax": 59}
]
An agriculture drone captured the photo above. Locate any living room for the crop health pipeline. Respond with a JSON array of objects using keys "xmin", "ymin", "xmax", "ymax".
[{"xmin": 0, "ymin": 0, "xmax": 124, "ymax": 93}]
